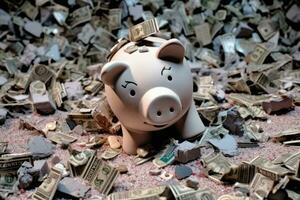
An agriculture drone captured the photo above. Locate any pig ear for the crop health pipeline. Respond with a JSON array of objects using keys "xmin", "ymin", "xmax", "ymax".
[
  {"xmin": 100, "ymin": 61, "xmax": 128, "ymax": 87},
  {"xmin": 157, "ymin": 39, "xmax": 185, "ymax": 63}
]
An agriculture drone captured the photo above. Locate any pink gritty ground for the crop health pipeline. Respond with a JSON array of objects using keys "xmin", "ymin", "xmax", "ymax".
[{"xmin": 1, "ymin": 107, "xmax": 300, "ymax": 199}]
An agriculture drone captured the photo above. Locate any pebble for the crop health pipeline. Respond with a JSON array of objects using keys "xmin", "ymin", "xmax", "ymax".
[
  {"xmin": 107, "ymin": 136, "xmax": 121, "ymax": 149},
  {"xmin": 61, "ymin": 141, "xmax": 70, "ymax": 149},
  {"xmin": 175, "ymin": 165, "xmax": 193, "ymax": 180},
  {"xmin": 186, "ymin": 177, "xmax": 199, "ymax": 189},
  {"xmin": 159, "ymin": 171, "xmax": 173, "ymax": 180},
  {"xmin": 116, "ymin": 164, "xmax": 128, "ymax": 174},
  {"xmin": 27, "ymin": 136, "xmax": 55, "ymax": 159},
  {"xmin": 149, "ymin": 168, "xmax": 161, "ymax": 176},
  {"xmin": 24, "ymin": 21, "xmax": 43, "ymax": 37}
]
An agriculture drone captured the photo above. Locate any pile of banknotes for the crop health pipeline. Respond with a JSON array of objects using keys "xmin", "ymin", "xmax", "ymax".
[{"xmin": 1, "ymin": 0, "xmax": 300, "ymax": 199}]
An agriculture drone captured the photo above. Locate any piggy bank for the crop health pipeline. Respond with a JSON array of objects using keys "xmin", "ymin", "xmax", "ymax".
[{"xmin": 100, "ymin": 37, "xmax": 205, "ymax": 154}]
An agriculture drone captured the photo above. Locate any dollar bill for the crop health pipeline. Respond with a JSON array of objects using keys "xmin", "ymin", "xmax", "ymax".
[
  {"xmin": 243, "ymin": 123, "xmax": 264, "ymax": 142},
  {"xmin": 271, "ymin": 127, "xmax": 300, "ymax": 143},
  {"xmin": 249, "ymin": 173, "xmax": 274, "ymax": 199},
  {"xmin": 77, "ymin": 23, "xmax": 95, "ymax": 44},
  {"xmin": 218, "ymin": 193, "xmax": 249, "ymax": 200},
  {"xmin": 197, "ymin": 102, "xmax": 220, "ymax": 124},
  {"xmin": 30, "ymin": 80, "xmax": 56, "ymax": 115},
  {"xmin": 0, "ymin": 152, "xmax": 33, "ymax": 193},
  {"xmin": 21, "ymin": 1, "xmax": 38, "ymax": 20},
  {"xmin": 0, "ymin": 142, "xmax": 7, "ymax": 155},
  {"xmin": 249, "ymin": 72, "xmax": 277, "ymax": 94},
  {"xmin": 227, "ymin": 93, "xmax": 271, "ymax": 106},
  {"xmin": 68, "ymin": 112, "xmax": 101, "ymax": 132},
  {"xmin": 175, "ymin": 1, "xmax": 194, "ymax": 36},
  {"xmin": 51, "ymin": 81, "xmax": 67, "ymax": 108},
  {"xmin": 129, "ymin": 18, "xmax": 159, "ymax": 42},
  {"xmin": 15, "ymin": 72, "xmax": 31, "ymax": 90},
  {"xmin": 47, "ymin": 133, "xmax": 77, "ymax": 145},
  {"xmin": 133, "ymin": 156, "xmax": 153, "ymax": 166},
  {"xmin": 101, "ymin": 148, "xmax": 121, "ymax": 160},
  {"xmin": 107, "ymin": 185, "xmax": 167, "ymax": 200},
  {"xmin": 30, "ymin": 80, "xmax": 47, "ymax": 95},
  {"xmin": 215, "ymin": 10, "xmax": 227, "ymax": 21},
  {"xmin": 198, "ymin": 125, "xmax": 229, "ymax": 146},
  {"xmin": 91, "ymin": 27, "xmax": 117, "ymax": 49},
  {"xmin": 153, "ymin": 140, "xmax": 177, "ymax": 168},
  {"xmin": 168, "ymin": 183, "xmax": 214, "ymax": 200},
  {"xmin": 227, "ymin": 78, "xmax": 251, "ymax": 94},
  {"xmin": 248, "ymin": 156, "xmax": 291, "ymax": 181},
  {"xmin": 257, "ymin": 20, "xmax": 277, "ymax": 41},
  {"xmin": 296, "ymin": 160, "xmax": 300, "ymax": 178},
  {"xmin": 272, "ymin": 152, "xmax": 293, "ymax": 165},
  {"xmin": 68, "ymin": 149, "xmax": 95, "ymax": 177},
  {"xmin": 201, "ymin": 153, "xmax": 233, "ymax": 182},
  {"xmin": 245, "ymin": 106, "xmax": 267, "ymax": 120},
  {"xmin": 109, "ymin": 9, "xmax": 122, "ymax": 31},
  {"xmin": 195, "ymin": 48, "xmax": 221, "ymax": 67},
  {"xmin": 248, "ymin": 43, "xmax": 274, "ymax": 64},
  {"xmin": 32, "ymin": 167, "xmax": 62, "ymax": 200},
  {"xmin": 221, "ymin": 163, "xmax": 256, "ymax": 184},
  {"xmin": 282, "ymin": 151, "xmax": 300, "ymax": 171},
  {"xmin": 194, "ymin": 23, "xmax": 211, "ymax": 46},
  {"xmin": 84, "ymin": 80, "xmax": 104, "ymax": 94},
  {"xmin": 29, "ymin": 65, "xmax": 55, "ymax": 86},
  {"xmin": 283, "ymin": 139, "xmax": 300, "ymax": 145},
  {"xmin": 81, "ymin": 155, "xmax": 119, "ymax": 195},
  {"xmin": 236, "ymin": 106, "xmax": 252, "ymax": 119},
  {"xmin": 69, "ymin": 6, "xmax": 91, "ymax": 28}
]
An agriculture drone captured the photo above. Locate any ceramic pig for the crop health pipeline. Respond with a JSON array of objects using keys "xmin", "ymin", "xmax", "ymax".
[{"xmin": 100, "ymin": 36, "xmax": 205, "ymax": 154}]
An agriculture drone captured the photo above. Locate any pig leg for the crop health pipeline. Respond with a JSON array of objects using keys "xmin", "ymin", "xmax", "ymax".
[
  {"xmin": 121, "ymin": 125, "xmax": 151, "ymax": 155},
  {"xmin": 174, "ymin": 101, "xmax": 205, "ymax": 139}
]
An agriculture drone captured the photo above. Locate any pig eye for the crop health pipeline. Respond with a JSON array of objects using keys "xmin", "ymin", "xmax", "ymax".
[
  {"xmin": 130, "ymin": 89, "xmax": 136, "ymax": 96},
  {"xmin": 167, "ymin": 75, "xmax": 172, "ymax": 81}
]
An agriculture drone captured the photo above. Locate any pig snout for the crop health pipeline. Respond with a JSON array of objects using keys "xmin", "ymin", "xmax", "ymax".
[{"xmin": 140, "ymin": 87, "xmax": 182, "ymax": 125}]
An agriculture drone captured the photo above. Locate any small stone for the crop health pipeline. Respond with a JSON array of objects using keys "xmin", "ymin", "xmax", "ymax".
[
  {"xmin": 24, "ymin": 21, "xmax": 43, "ymax": 37},
  {"xmin": 159, "ymin": 171, "xmax": 173, "ymax": 180},
  {"xmin": 175, "ymin": 141, "xmax": 201, "ymax": 163},
  {"xmin": 149, "ymin": 168, "xmax": 161, "ymax": 176},
  {"xmin": 27, "ymin": 136, "xmax": 55, "ymax": 159},
  {"xmin": 18, "ymin": 174, "xmax": 33, "ymax": 189},
  {"xmin": 57, "ymin": 177, "xmax": 90, "ymax": 198},
  {"xmin": 175, "ymin": 165, "xmax": 193, "ymax": 180},
  {"xmin": 17, "ymin": 162, "xmax": 36, "ymax": 190},
  {"xmin": 116, "ymin": 164, "xmax": 128, "ymax": 174},
  {"xmin": 186, "ymin": 177, "xmax": 199, "ymax": 189},
  {"xmin": 138, "ymin": 46, "xmax": 149, "ymax": 53},
  {"xmin": 32, "ymin": 160, "xmax": 49, "ymax": 181},
  {"xmin": 61, "ymin": 141, "xmax": 70, "ymax": 149},
  {"xmin": 107, "ymin": 136, "xmax": 121, "ymax": 149},
  {"xmin": 124, "ymin": 44, "xmax": 138, "ymax": 54}
]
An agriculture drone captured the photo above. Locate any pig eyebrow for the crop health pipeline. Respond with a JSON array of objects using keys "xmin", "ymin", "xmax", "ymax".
[
  {"xmin": 161, "ymin": 66, "xmax": 171, "ymax": 75},
  {"xmin": 121, "ymin": 81, "xmax": 137, "ymax": 88}
]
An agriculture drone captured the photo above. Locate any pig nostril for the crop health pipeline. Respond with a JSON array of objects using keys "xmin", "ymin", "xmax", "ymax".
[
  {"xmin": 130, "ymin": 89, "xmax": 136, "ymax": 96},
  {"xmin": 170, "ymin": 107, "xmax": 174, "ymax": 112},
  {"xmin": 157, "ymin": 111, "xmax": 161, "ymax": 116}
]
